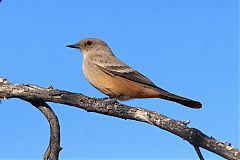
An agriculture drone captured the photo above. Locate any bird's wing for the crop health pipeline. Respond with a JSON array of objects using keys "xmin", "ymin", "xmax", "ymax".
[{"xmin": 91, "ymin": 55, "xmax": 158, "ymax": 88}]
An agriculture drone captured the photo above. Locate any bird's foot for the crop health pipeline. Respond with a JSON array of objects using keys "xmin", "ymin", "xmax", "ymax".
[{"xmin": 102, "ymin": 97, "xmax": 118, "ymax": 105}]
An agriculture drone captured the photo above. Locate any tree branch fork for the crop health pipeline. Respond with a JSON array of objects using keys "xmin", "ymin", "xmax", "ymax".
[{"xmin": 0, "ymin": 77, "xmax": 239, "ymax": 160}]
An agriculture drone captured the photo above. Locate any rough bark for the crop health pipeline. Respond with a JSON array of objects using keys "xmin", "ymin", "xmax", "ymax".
[{"xmin": 0, "ymin": 78, "xmax": 239, "ymax": 160}]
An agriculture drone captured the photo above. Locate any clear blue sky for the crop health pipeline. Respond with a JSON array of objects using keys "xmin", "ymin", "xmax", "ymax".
[{"xmin": 0, "ymin": 0, "xmax": 239, "ymax": 159}]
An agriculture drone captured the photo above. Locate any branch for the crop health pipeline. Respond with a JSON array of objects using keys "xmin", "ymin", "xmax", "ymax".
[
  {"xmin": 29, "ymin": 101, "xmax": 61, "ymax": 160},
  {"xmin": 194, "ymin": 146, "xmax": 204, "ymax": 160},
  {"xmin": 0, "ymin": 78, "xmax": 239, "ymax": 160}
]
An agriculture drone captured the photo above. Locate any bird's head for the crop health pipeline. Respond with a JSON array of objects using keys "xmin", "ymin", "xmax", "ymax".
[{"xmin": 67, "ymin": 38, "xmax": 112, "ymax": 56}]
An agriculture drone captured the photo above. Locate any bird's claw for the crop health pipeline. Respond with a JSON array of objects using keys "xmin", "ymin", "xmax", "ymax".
[{"xmin": 102, "ymin": 97, "xmax": 118, "ymax": 104}]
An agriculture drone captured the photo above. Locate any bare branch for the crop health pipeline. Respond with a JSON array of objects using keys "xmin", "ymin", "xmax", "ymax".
[
  {"xmin": 43, "ymin": 145, "xmax": 51, "ymax": 160},
  {"xmin": 194, "ymin": 146, "xmax": 204, "ymax": 160},
  {"xmin": 28, "ymin": 100, "xmax": 61, "ymax": 160},
  {"xmin": 0, "ymin": 79, "xmax": 239, "ymax": 160}
]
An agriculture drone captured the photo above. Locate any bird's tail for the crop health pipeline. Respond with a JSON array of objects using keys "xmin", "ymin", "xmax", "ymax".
[{"xmin": 157, "ymin": 90, "xmax": 202, "ymax": 109}]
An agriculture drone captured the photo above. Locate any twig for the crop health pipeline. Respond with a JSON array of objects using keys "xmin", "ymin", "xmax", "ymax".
[
  {"xmin": 42, "ymin": 145, "xmax": 51, "ymax": 160},
  {"xmin": 194, "ymin": 146, "xmax": 204, "ymax": 160}
]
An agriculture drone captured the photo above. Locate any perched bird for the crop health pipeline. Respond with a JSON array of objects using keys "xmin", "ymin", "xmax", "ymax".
[{"xmin": 67, "ymin": 38, "xmax": 202, "ymax": 109}]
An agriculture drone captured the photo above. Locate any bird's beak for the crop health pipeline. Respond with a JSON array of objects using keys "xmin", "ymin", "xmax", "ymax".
[{"xmin": 66, "ymin": 43, "xmax": 79, "ymax": 49}]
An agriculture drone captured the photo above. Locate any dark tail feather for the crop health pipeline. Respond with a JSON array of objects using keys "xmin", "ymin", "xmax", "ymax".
[{"xmin": 159, "ymin": 92, "xmax": 202, "ymax": 109}]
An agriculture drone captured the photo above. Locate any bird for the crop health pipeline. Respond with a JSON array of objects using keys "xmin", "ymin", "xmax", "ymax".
[{"xmin": 67, "ymin": 38, "xmax": 202, "ymax": 109}]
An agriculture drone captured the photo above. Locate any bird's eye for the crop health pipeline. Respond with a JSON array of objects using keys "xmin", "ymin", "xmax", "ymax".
[{"xmin": 85, "ymin": 41, "xmax": 92, "ymax": 46}]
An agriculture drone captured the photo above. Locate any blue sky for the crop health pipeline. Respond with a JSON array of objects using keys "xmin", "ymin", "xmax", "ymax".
[{"xmin": 0, "ymin": 0, "xmax": 239, "ymax": 159}]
